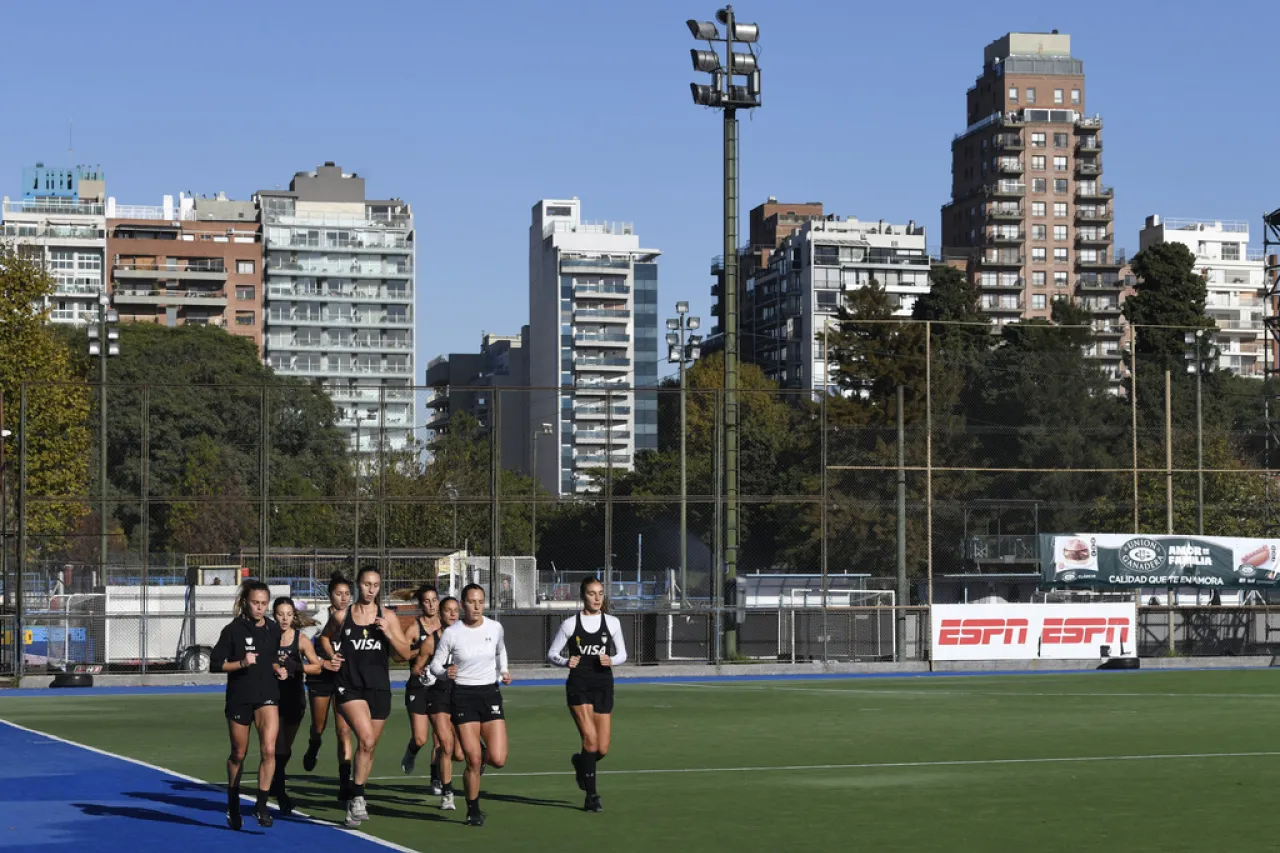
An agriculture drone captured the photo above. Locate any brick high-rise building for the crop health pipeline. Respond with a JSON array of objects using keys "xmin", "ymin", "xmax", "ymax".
[{"xmin": 941, "ymin": 32, "xmax": 1126, "ymax": 376}]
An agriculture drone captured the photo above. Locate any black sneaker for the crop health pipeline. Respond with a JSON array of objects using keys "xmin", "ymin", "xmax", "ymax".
[
  {"xmin": 465, "ymin": 809, "xmax": 486, "ymax": 827},
  {"xmin": 226, "ymin": 805, "xmax": 243, "ymax": 831},
  {"xmin": 571, "ymin": 753, "xmax": 585, "ymax": 791},
  {"xmin": 584, "ymin": 794, "xmax": 603, "ymax": 813},
  {"xmin": 302, "ymin": 739, "xmax": 321, "ymax": 772},
  {"xmin": 254, "ymin": 804, "xmax": 274, "ymax": 827},
  {"xmin": 277, "ymin": 791, "xmax": 294, "ymax": 817}
]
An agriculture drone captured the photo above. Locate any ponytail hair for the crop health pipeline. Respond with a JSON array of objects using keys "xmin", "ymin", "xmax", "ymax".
[{"xmin": 234, "ymin": 580, "xmax": 270, "ymax": 617}]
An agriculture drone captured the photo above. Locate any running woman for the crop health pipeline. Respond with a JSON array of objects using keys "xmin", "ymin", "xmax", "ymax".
[
  {"xmin": 430, "ymin": 583, "xmax": 511, "ymax": 828},
  {"xmin": 400, "ymin": 584, "xmax": 442, "ymax": 790},
  {"xmin": 424, "ymin": 595, "xmax": 465, "ymax": 810},
  {"xmin": 547, "ymin": 576, "xmax": 627, "ymax": 812},
  {"xmin": 301, "ymin": 573, "xmax": 357, "ymax": 805},
  {"xmin": 271, "ymin": 596, "xmax": 324, "ymax": 816},
  {"xmin": 328, "ymin": 566, "xmax": 412, "ymax": 828},
  {"xmin": 210, "ymin": 580, "xmax": 287, "ymax": 830}
]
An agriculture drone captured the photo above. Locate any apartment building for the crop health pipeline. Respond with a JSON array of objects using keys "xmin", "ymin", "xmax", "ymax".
[
  {"xmin": 105, "ymin": 193, "xmax": 263, "ymax": 352},
  {"xmin": 529, "ymin": 199, "xmax": 659, "ymax": 496},
  {"xmin": 745, "ymin": 216, "xmax": 930, "ymax": 392},
  {"xmin": 426, "ymin": 330, "xmax": 530, "ymax": 468},
  {"xmin": 1139, "ymin": 215, "xmax": 1267, "ymax": 377},
  {"xmin": 1, "ymin": 163, "xmax": 107, "ymax": 324},
  {"xmin": 257, "ymin": 163, "xmax": 416, "ymax": 455},
  {"xmin": 941, "ymin": 32, "xmax": 1126, "ymax": 375}
]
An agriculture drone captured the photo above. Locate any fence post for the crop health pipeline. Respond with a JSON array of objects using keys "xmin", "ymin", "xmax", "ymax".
[
  {"xmin": 896, "ymin": 385, "xmax": 907, "ymax": 663},
  {"xmin": 140, "ymin": 385, "xmax": 150, "ymax": 673},
  {"xmin": 16, "ymin": 384, "xmax": 27, "ymax": 680},
  {"xmin": 713, "ymin": 388, "xmax": 723, "ymax": 666},
  {"xmin": 1131, "ymin": 326, "xmax": 1139, "ymax": 534},
  {"xmin": 820, "ymin": 371, "xmax": 828, "ymax": 665},
  {"xmin": 1165, "ymin": 367, "xmax": 1174, "ymax": 654},
  {"xmin": 925, "ymin": 321, "xmax": 933, "ymax": 618},
  {"xmin": 378, "ymin": 385, "xmax": 387, "ymax": 581},
  {"xmin": 489, "ymin": 389, "xmax": 501, "ymax": 611}
]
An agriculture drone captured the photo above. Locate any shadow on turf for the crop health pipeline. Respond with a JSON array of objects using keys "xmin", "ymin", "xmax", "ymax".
[{"xmin": 73, "ymin": 802, "xmax": 261, "ymax": 834}]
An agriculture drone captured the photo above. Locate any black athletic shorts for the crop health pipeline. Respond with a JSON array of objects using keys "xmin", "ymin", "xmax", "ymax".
[
  {"xmin": 306, "ymin": 678, "xmax": 335, "ymax": 698},
  {"xmin": 405, "ymin": 684, "xmax": 430, "ymax": 716},
  {"xmin": 566, "ymin": 681, "xmax": 614, "ymax": 714},
  {"xmin": 452, "ymin": 684, "xmax": 504, "ymax": 725},
  {"xmin": 226, "ymin": 699, "xmax": 277, "ymax": 725},
  {"xmin": 336, "ymin": 686, "xmax": 392, "ymax": 721},
  {"xmin": 425, "ymin": 684, "xmax": 453, "ymax": 717},
  {"xmin": 280, "ymin": 691, "xmax": 307, "ymax": 725}
]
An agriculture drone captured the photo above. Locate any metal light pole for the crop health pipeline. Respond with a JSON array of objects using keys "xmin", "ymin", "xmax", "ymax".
[
  {"xmin": 688, "ymin": 5, "xmax": 761, "ymax": 655},
  {"xmin": 88, "ymin": 295, "xmax": 119, "ymax": 582},
  {"xmin": 667, "ymin": 302, "xmax": 701, "ymax": 607},
  {"xmin": 1185, "ymin": 330, "xmax": 1206, "ymax": 534},
  {"xmin": 530, "ymin": 423, "xmax": 552, "ymax": 557},
  {"xmin": 445, "ymin": 483, "xmax": 459, "ymax": 550}
]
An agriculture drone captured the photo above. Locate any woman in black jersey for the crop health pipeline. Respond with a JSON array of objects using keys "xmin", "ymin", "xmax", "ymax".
[
  {"xmin": 210, "ymin": 580, "xmax": 288, "ymax": 830},
  {"xmin": 270, "ymin": 597, "xmax": 323, "ymax": 816},
  {"xmin": 323, "ymin": 566, "xmax": 412, "ymax": 828},
  {"xmin": 301, "ymin": 574, "xmax": 356, "ymax": 804},
  {"xmin": 399, "ymin": 585, "xmax": 441, "ymax": 787},
  {"xmin": 423, "ymin": 595, "xmax": 464, "ymax": 810},
  {"xmin": 547, "ymin": 576, "xmax": 628, "ymax": 812}
]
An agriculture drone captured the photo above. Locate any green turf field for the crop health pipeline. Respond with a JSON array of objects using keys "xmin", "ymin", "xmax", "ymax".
[{"xmin": 4, "ymin": 671, "xmax": 1280, "ymax": 852}]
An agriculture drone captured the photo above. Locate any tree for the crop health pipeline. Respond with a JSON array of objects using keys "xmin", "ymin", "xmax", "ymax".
[
  {"xmin": 0, "ymin": 244, "xmax": 91, "ymax": 556},
  {"xmin": 168, "ymin": 435, "xmax": 256, "ymax": 553},
  {"xmin": 1122, "ymin": 242, "xmax": 1212, "ymax": 372},
  {"xmin": 826, "ymin": 278, "xmax": 926, "ymax": 426}
]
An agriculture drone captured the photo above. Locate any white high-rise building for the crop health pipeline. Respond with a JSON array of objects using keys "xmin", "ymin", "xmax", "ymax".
[
  {"xmin": 257, "ymin": 163, "xmax": 416, "ymax": 453},
  {"xmin": 1139, "ymin": 215, "xmax": 1266, "ymax": 377},
  {"xmin": 529, "ymin": 199, "xmax": 660, "ymax": 496},
  {"xmin": 1, "ymin": 164, "xmax": 107, "ymax": 324}
]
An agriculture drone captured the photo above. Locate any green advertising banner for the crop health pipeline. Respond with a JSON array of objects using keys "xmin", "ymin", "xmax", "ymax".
[{"xmin": 1040, "ymin": 534, "xmax": 1280, "ymax": 588}]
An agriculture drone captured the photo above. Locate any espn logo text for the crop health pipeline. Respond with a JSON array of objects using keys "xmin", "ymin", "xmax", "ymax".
[{"xmin": 937, "ymin": 617, "xmax": 1131, "ymax": 647}]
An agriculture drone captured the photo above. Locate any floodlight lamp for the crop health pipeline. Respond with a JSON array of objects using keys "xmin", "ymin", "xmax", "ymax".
[
  {"xmin": 686, "ymin": 19, "xmax": 719, "ymax": 39},
  {"xmin": 728, "ymin": 84, "xmax": 752, "ymax": 104},
  {"xmin": 731, "ymin": 22, "xmax": 759, "ymax": 43},
  {"xmin": 108, "ymin": 343, "xmax": 120, "ymax": 357},
  {"xmin": 668, "ymin": 346, "xmax": 680, "ymax": 364},
  {"xmin": 88, "ymin": 343, "xmax": 101, "ymax": 356},
  {"xmin": 677, "ymin": 300, "xmax": 689, "ymax": 314},
  {"xmin": 98, "ymin": 293, "xmax": 109, "ymax": 306},
  {"xmin": 0, "ymin": 429, "xmax": 11, "ymax": 438},
  {"xmin": 87, "ymin": 326, "xmax": 100, "ymax": 340},
  {"xmin": 688, "ymin": 317, "xmax": 701, "ymax": 330},
  {"xmin": 689, "ymin": 347, "xmax": 702, "ymax": 360},
  {"xmin": 1184, "ymin": 332, "xmax": 1196, "ymax": 345},
  {"xmin": 106, "ymin": 309, "xmax": 119, "ymax": 323},
  {"xmin": 667, "ymin": 332, "xmax": 681, "ymax": 346},
  {"xmin": 689, "ymin": 334, "xmax": 703, "ymax": 346},
  {"xmin": 691, "ymin": 49, "xmax": 721, "ymax": 73},
  {"xmin": 715, "ymin": 8, "xmax": 730, "ymax": 24},
  {"xmin": 690, "ymin": 82, "xmax": 721, "ymax": 106},
  {"xmin": 107, "ymin": 328, "xmax": 119, "ymax": 341},
  {"xmin": 729, "ymin": 51, "xmax": 757, "ymax": 74},
  {"xmin": 667, "ymin": 318, "xmax": 681, "ymax": 330}
]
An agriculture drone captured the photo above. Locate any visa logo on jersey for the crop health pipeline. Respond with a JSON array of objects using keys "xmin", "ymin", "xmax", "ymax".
[
  {"xmin": 349, "ymin": 637, "xmax": 383, "ymax": 652},
  {"xmin": 579, "ymin": 644, "xmax": 609, "ymax": 656},
  {"xmin": 1042, "ymin": 617, "xmax": 1131, "ymax": 645},
  {"xmin": 937, "ymin": 618, "xmax": 1029, "ymax": 646}
]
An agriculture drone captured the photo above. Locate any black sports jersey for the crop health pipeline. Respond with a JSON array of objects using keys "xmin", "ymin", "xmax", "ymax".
[
  {"xmin": 305, "ymin": 608, "xmax": 337, "ymax": 687},
  {"xmin": 407, "ymin": 617, "xmax": 436, "ymax": 689},
  {"xmin": 335, "ymin": 604, "xmax": 391, "ymax": 692},
  {"xmin": 566, "ymin": 612, "xmax": 615, "ymax": 687},
  {"xmin": 276, "ymin": 629, "xmax": 305, "ymax": 703},
  {"xmin": 211, "ymin": 614, "xmax": 282, "ymax": 707}
]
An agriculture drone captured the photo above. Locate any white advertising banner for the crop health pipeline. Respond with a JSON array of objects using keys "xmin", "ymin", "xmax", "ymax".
[{"xmin": 931, "ymin": 603, "xmax": 1138, "ymax": 662}]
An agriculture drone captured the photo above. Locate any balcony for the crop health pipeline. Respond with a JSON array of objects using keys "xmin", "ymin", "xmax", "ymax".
[
  {"xmin": 1077, "ymin": 254, "xmax": 1125, "ymax": 270},
  {"xmin": 266, "ymin": 211, "xmax": 411, "ymax": 230},
  {"xmin": 1084, "ymin": 301, "xmax": 1122, "ymax": 315},
  {"xmin": 575, "ymin": 429, "xmax": 633, "ymax": 444},
  {"xmin": 574, "ymin": 355, "xmax": 632, "ymax": 370},
  {"xmin": 561, "ymin": 257, "xmax": 631, "ymax": 271},
  {"xmin": 573, "ymin": 282, "xmax": 631, "ymax": 298},
  {"xmin": 267, "ymin": 312, "xmax": 412, "ymax": 327},
  {"xmin": 985, "ymin": 181, "xmax": 1026, "ymax": 198},
  {"xmin": 983, "ymin": 301, "xmax": 1025, "ymax": 314},
  {"xmin": 52, "ymin": 281, "xmax": 104, "ymax": 296},
  {"xmin": 1075, "ymin": 185, "xmax": 1114, "ymax": 201},
  {"xmin": 269, "ymin": 260, "xmax": 413, "ymax": 279},
  {"xmin": 987, "ymin": 205, "xmax": 1023, "ymax": 221},
  {"xmin": 113, "ymin": 287, "xmax": 227, "ymax": 306},
  {"xmin": 574, "ymin": 377, "xmax": 630, "ymax": 395},
  {"xmin": 993, "ymin": 133, "xmax": 1024, "ymax": 152},
  {"xmin": 996, "ymin": 159, "xmax": 1024, "ymax": 175},
  {"xmin": 1075, "ymin": 230, "xmax": 1110, "ymax": 246},
  {"xmin": 985, "ymin": 230, "xmax": 1025, "ymax": 246},
  {"xmin": 1075, "ymin": 116, "xmax": 1104, "ymax": 131},
  {"xmin": 1077, "ymin": 276, "xmax": 1122, "ymax": 291},
  {"xmin": 1076, "ymin": 137, "xmax": 1102, "ymax": 152},
  {"xmin": 1076, "ymin": 206, "xmax": 1112, "ymax": 223},
  {"xmin": 574, "ymin": 404, "xmax": 632, "ymax": 420},
  {"xmin": 982, "ymin": 253, "xmax": 1025, "ymax": 267},
  {"xmin": 3, "ymin": 199, "xmax": 104, "ymax": 216},
  {"xmin": 1093, "ymin": 323, "xmax": 1125, "ymax": 338},
  {"xmin": 114, "ymin": 260, "xmax": 226, "ymax": 280},
  {"xmin": 311, "ymin": 363, "xmax": 414, "ymax": 377},
  {"xmin": 1075, "ymin": 160, "xmax": 1102, "ymax": 177},
  {"xmin": 268, "ymin": 336, "xmax": 412, "ymax": 352},
  {"xmin": 575, "ymin": 453, "xmax": 633, "ymax": 467},
  {"xmin": 980, "ymin": 277, "xmax": 1026, "ymax": 290},
  {"xmin": 279, "ymin": 235, "xmax": 412, "ymax": 254},
  {"xmin": 573, "ymin": 307, "xmax": 630, "ymax": 323},
  {"xmin": 1, "ymin": 224, "xmax": 103, "ymax": 242},
  {"xmin": 267, "ymin": 284, "xmax": 413, "ymax": 303},
  {"xmin": 573, "ymin": 332, "xmax": 629, "ymax": 347}
]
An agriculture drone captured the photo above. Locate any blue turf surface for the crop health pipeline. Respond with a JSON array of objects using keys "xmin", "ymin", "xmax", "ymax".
[{"xmin": 0, "ymin": 721, "xmax": 400, "ymax": 852}]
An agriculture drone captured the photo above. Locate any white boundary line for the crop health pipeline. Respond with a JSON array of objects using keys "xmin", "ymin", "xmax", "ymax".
[
  {"xmin": 661, "ymin": 682, "xmax": 1280, "ymax": 699},
  {"xmin": 369, "ymin": 749, "xmax": 1280, "ymax": 781},
  {"xmin": 0, "ymin": 718, "xmax": 421, "ymax": 853}
]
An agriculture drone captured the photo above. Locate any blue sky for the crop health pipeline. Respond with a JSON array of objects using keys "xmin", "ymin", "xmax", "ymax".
[{"xmin": 1, "ymin": 0, "xmax": 1276, "ymax": 380}]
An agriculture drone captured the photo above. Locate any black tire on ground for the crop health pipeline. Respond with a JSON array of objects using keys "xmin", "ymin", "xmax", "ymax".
[
  {"xmin": 50, "ymin": 672, "xmax": 94, "ymax": 688},
  {"xmin": 1097, "ymin": 657, "xmax": 1141, "ymax": 670},
  {"xmin": 180, "ymin": 645, "xmax": 212, "ymax": 673}
]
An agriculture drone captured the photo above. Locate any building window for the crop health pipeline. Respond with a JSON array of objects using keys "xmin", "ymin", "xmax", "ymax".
[
  {"xmin": 1032, "ymin": 294, "xmax": 1047, "ymax": 309},
  {"xmin": 1054, "ymin": 202, "xmax": 1068, "ymax": 218},
  {"xmin": 1027, "ymin": 87, "xmax": 1036, "ymax": 104},
  {"xmin": 1054, "ymin": 88, "xmax": 1064, "ymax": 104},
  {"xmin": 237, "ymin": 259, "xmax": 255, "ymax": 275},
  {"xmin": 1032, "ymin": 247, "xmax": 1047, "ymax": 262},
  {"xmin": 235, "ymin": 311, "xmax": 255, "ymax": 326},
  {"xmin": 236, "ymin": 285, "xmax": 255, "ymax": 301},
  {"xmin": 1032, "ymin": 225, "xmax": 1047, "ymax": 240},
  {"xmin": 1008, "ymin": 86, "xmax": 1018, "ymax": 102},
  {"xmin": 1054, "ymin": 225, "xmax": 1068, "ymax": 241},
  {"xmin": 1071, "ymin": 88, "xmax": 1081, "ymax": 104},
  {"xmin": 1054, "ymin": 179, "xmax": 1069, "ymax": 194},
  {"xmin": 1054, "ymin": 247, "xmax": 1069, "ymax": 263},
  {"xmin": 1222, "ymin": 243, "xmax": 1241, "ymax": 261},
  {"xmin": 1032, "ymin": 202, "xmax": 1046, "ymax": 217},
  {"xmin": 813, "ymin": 245, "xmax": 839, "ymax": 266},
  {"xmin": 1079, "ymin": 249, "xmax": 1099, "ymax": 264},
  {"xmin": 1053, "ymin": 132, "xmax": 1069, "ymax": 148},
  {"xmin": 1031, "ymin": 132, "xmax": 1046, "ymax": 148},
  {"xmin": 1032, "ymin": 178, "xmax": 1046, "ymax": 193},
  {"xmin": 1032, "ymin": 271, "xmax": 1046, "ymax": 286},
  {"xmin": 1031, "ymin": 155, "xmax": 1046, "ymax": 170},
  {"xmin": 1054, "ymin": 271, "xmax": 1068, "ymax": 287},
  {"xmin": 1053, "ymin": 156, "xmax": 1068, "ymax": 171}
]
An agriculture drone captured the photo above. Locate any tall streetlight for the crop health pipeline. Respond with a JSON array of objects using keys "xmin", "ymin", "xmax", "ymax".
[
  {"xmin": 1185, "ymin": 329, "xmax": 1207, "ymax": 534},
  {"xmin": 352, "ymin": 411, "xmax": 377, "ymax": 569},
  {"xmin": 667, "ymin": 301, "xmax": 701, "ymax": 607},
  {"xmin": 1, "ymin": 417, "xmax": 10, "ymax": 619},
  {"xmin": 530, "ymin": 422, "xmax": 553, "ymax": 558},
  {"xmin": 688, "ymin": 5, "xmax": 761, "ymax": 653},
  {"xmin": 88, "ymin": 294, "xmax": 119, "ymax": 581}
]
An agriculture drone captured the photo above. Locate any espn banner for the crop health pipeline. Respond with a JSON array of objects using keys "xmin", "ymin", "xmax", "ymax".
[
  {"xmin": 931, "ymin": 603, "xmax": 1137, "ymax": 661},
  {"xmin": 1041, "ymin": 533, "xmax": 1280, "ymax": 589}
]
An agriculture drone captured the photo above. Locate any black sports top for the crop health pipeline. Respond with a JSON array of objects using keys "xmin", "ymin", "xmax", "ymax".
[
  {"xmin": 306, "ymin": 608, "xmax": 338, "ymax": 687},
  {"xmin": 566, "ymin": 612, "xmax": 616, "ymax": 687},
  {"xmin": 408, "ymin": 616, "xmax": 436, "ymax": 689},
  {"xmin": 335, "ymin": 603, "xmax": 391, "ymax": 692},
  {"xmin": 211, "ymin": 614, "xmax": 282, "ymax": 707},
  {"xmin": 276, "ymin": 628, "xmax": 304, "ymax": 700}
]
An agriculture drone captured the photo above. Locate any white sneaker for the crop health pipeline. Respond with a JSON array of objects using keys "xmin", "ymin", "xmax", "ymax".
[
  {"xmin": 345, "ymin": 800, "xmax": 362, "ymax": 828},
  {"xmin": 440, "ymin": 791, "xmax": 456, "ymax": 811},
  {"xmin": 349, "ymin": 795, "xmax": 369, "ymax": 824}
]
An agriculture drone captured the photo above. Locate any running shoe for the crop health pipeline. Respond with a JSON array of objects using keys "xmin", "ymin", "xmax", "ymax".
[
  {"xmin": 584, "ymin": 794, "xmax": 603, "ymax": 813},
  {"xmin": 277, "ymin": 791, "xmax": 294, "ymax": 817},
  {"xmin": 430, "ymin": 776, "xmax": 443, "ymax": 796},
  {"xmin": 401, "ymin": 745, "xmax": 416, "ymax": 775},
  {"xmin": 465, "ymin": 808, "xmax": 486, "ymax": 827},
  {"xmin": 350, "ymin": 795, "xmax": 369, "ymax": 822},
  {"xmin": 226, "ymin": 804, "xmax": 242, "ymax": 831},
  {"xmin": 302, "ymin": 739, "xmax": 321, "ymax": 772},
  {"xmin": 345, "ymin": 800, "xmax": 362, "ymax": 828},
  {"xmin": 254, "ymin": 804, "xmax": 274, "ymax": 827},
  {"xmin": 440, "ymin": 791, "xmax": 456, "ymax": 811}
]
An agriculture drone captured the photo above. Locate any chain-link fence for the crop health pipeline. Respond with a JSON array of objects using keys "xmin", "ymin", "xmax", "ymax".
[{"xmin": 2, "ymin": 321, "xmax": 1277, "ymax": 676}]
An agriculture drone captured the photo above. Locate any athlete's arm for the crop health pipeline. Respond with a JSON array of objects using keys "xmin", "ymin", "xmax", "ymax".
[
  {"xmin": 298, "ymin": 634, "xmax": 324, "ymax": 677},
  {"xmin": 210, "ymin": 623, "xmax": 238, "ymax": 674},
  {"xmin": 378, "ymin": 610, "xmax": 413, "ymax": 661},
  {"xmin": 546, "ymin": 617, "xmax": 574, "ymax": 668},
  {"xmin": 413, "ymin": 632, "xmax": 435, "ymax": 679},
  {"xmin": 428, "ymin": 628, "xmax": 453, "ymax": 680},
  {"xmin": 496, "ymin": 623, "xmax": 512, "ymax": 685},
  {"xmin": 602, "ymin": 614, "xmax": 628, "ymax": 667},
  {"xmin": 317, "ymin": 608, "xmax": 343, "ymax": 660}
]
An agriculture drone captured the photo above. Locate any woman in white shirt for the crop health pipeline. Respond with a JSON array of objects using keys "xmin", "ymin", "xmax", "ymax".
[
  {"xmin": 430, "ymin": 583, "xmax": 512, "ymax": 828},
  {"xmin": 546, "ymin": 577, "xmax": 627, "ymax": 813}
]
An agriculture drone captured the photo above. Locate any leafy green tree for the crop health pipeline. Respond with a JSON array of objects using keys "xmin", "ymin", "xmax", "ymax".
[
  {"xmin": 168, "ymin": 434, "xmax": 256, "ymax": 553},
  {"xmin": 0, "ymin": 244, "xmax": 91, "ymax": 555},
  {"xmin": 1123, "ymin": 242, "xmax": 1213, "ymax": 372}
]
